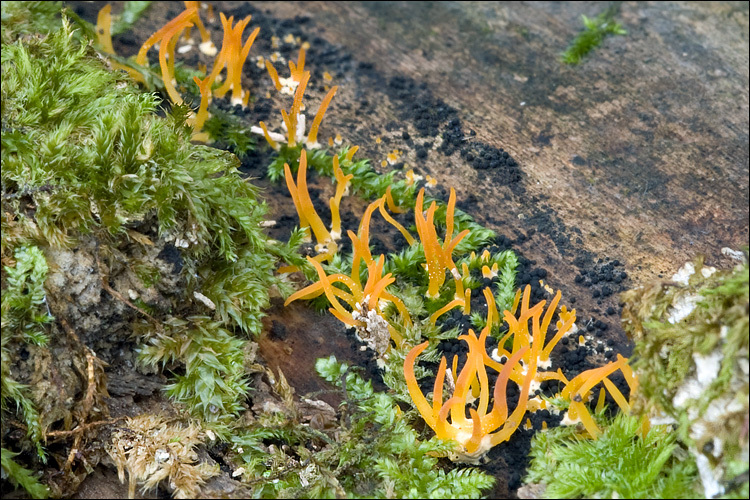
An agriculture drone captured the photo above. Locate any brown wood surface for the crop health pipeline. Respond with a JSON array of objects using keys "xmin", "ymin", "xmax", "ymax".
[{"xmin": 246, "ymin": 0, "xmax": 749, "ymax": 287}]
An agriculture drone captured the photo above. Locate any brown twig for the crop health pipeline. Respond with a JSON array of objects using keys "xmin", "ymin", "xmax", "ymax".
[
  {"xmin": 55, "ymin": 318, "xmax": 115, "ymax": 474},
  {"xmin": 46, "ymin": 416, "xmax": 125, "ymax": 441},
  {"xmin": 60, "ymin": 318, "xmax": 108, "ymax": 417}
]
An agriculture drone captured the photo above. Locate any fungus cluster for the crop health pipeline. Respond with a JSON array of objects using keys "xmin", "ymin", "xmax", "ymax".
[
  {"xmin": 253, "ymin": 67, "xmax": 338, "ymax": 150},
  {"xmin": 96, "ymin": 3, "xmax": 340, "ymax": 147},
  {"xmin": 206, "ymin": 13, "xmax": 260, "ymax": 106},
  {"xmin": 283, "ymin": 175, "xmax": 413, "ymax": 354},
  {"xmin": 264, "ymin": 45, "xmax": 309, "ymax": 95},
  {"xmin": 95, "ymin": 2, "xmax": 261, "ymax": 140},
  {"xmin": 405, "ymin": 284, "xmax": 637, "ymax": 461},
  {"xmin": 134, "ymin": 6, "xmax": 199, "ymax": 105},
  {"xmin": 415, "ymin": 188, "xmax": 470, "ymax": 300},
  {"xmin": 282, "ymin": 150, "xmax": 340, "ymax": 260}
]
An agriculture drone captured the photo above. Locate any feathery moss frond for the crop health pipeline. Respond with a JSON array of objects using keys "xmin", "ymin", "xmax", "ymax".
[
  {"xmin": 524, "ymin": 411, "xmax": 699, "ymax": 498},
  {"xmin": 0, "ymin": 449, "xmax": 50, "ymax": 499}
]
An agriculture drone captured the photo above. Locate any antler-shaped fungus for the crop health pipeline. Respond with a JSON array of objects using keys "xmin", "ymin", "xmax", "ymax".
[
  {"xmin": 560, "ymin": 353, "xmax": 637, "ymax": 438},
  {"xmin": 328, "ymin": 155, "xmax": 353, "ymax": 241},
  {"xmin": 136, "ymin": 7, "xmax": 200, "ymax": 104},
  {"xmin": 254, "ymin": 69, "xmax": 338, "ymax": 150},
  {"xmin": 482, "ymin": 284, "xmax": 575, "ymax": 390},
  {"xmin": 405, "ymin": 328, "xmax": 532, "ymax": 463},
  {"xmin": 211, "ymin": 13, "xmax": 260, "ymax": 106},
  {"xmin": 190, "ymin": 75, "xmax": 212, "ymax": 141},
  {"xmin": 283, "ymin": 149, "xmax": 337, "ymax": 260},
  {"xmin": 284, "ymin": 252, "xmax": 407, "ymax": 353},
  {"xmin": 265, "ymin": 45, "xmax": 309, "ymax": 95},
  {"xmin": 404, "ymin": 284, "xmax": 605, "ymax": 461},
  {"xmin": 182, "ymin": 1, "xmax": 213, "ymax": 50},
  {"xmin": 283, "ymin": 184, "xmax": 415, "ymax": 351},
  {"xmin": 208, "ymin": 13, "xmax": 260, "ymax": 106},
  {"xmin": 95, "ymin": 5, "xmax": 146, "ymax": 83},
  {"xmin": 415, "ymin": 187, "xmax": 470, "ymax": 299}
]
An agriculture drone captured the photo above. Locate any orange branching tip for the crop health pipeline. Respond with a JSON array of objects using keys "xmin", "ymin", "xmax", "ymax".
[
  {"xmin": 306, "ymin": 85, "xmax": 338, "ymax": 148},
  {"xmin": 137, "ymin": 7, "xmax": 198, "ymax": 67},
  {"xmin": 205, "ymin": 12, "xmax": 234, "ymax": 84},
  {"xmin": 345, "ymin": 146, "xmax": 359, "ymax": 162},
  {"xmin": 483, "ymin": 287, "xmax": 498, "ymax": 331},
  {"xmin": 560, "ymin": 354, "xmax": 636, "ymax": 437},
  {"xmin": 285, "ymin": 150, "xmax": 334, "ymax": 254},
  {"xmin": 329, "ymin": 155, "xmax": 353, "ymax": 240},
  {"xmin": 183, "ymin": 1, "xmax": 211, "ymax": 43},
  {"xmin": 159, "ymin": 20, "xmax": 193, "ymax": 105},
  {"xmin": 275, "ymin": 45, "xmax": 309, "ymax": 94},
  {"xmin": 462, "ymin": 287, "xmax": 472, "ymax": 314},
  {"xmin": 190, "ymin": 75, "xmax": 212, "ymax": 139},
  {"xmin": 96, "ymin": 5, "xmax": 116, "ymax": 54},
  {"xmin": 289, "ymin": 45, "xmax": 307, "ymax": 82},
  {"xmin": 376, "ymin": 197, "xmax": 415, "ymax": 246},
  {"xmin": 415, "ymin": 189, "xmax": 445, "ymax": 299},
  {"xmin": 265, "ymin": 60, "xmax": 283, "ymax": 91},
  {"xmin": 258, "ymin": 121, "xmax": 279, "ymax": 150},
  {"xmin": 384, "ymin": 186, "xmax": 405, "ymax": 214},
  {"xmin": 282, "ymin": 71, "xmax": 310, "ymax": 146},
  {"xmin": 482, "ymin": 263, "xmax": 499, "ymax": 279}
]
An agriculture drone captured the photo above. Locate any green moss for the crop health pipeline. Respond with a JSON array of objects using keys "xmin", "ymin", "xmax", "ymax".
[
  {"xmin": 202, "ymin": 108, "xmax": 257, "ymax": 160},
  {"xmin": 1, "ymin": 246, "xmax": 52, "ymax": 458},
  {"xmin": 1, "ymin": 246, "xmax": 52, "ymax": 347},
  {"xmin": 621, "ymin": 256, "xmax": 749, "ymax": 498},
  {"xmin": 560, "ymin": 8, "xmax": 627, "ymax": 65},
  {"xmin": 2, "ymin": 9, "xmax": 297, "ymax": 460},
  {"xmin": 228, "ymin": 355, "xmax": 494, "ymax": 498},
  {"xmin": 1, "ymin": 246, "xmax": 52, "ymax": 496},
  {"xmin": 137, "ymin": 317, "xmax": 250, "ymax": 433},
  {"xmin": 1, "ymin": 12, "xmax": 286, "ymax": 308},
  {"xmin": 0, "ymin": 1, "xmax": 63, "ymax": 44},
  {"xmin": 456, "ymin": 247, "xmax": 519, "ymax": 330},
  {"xmin": 0, "ymin": 449, "xmax": 49, "ymax": 499},
  {"xmin": 524, "ymin": 412, "xmax": 700, "ymax": 498},
  {"xmin": 133, "ymin": 260, "xmax": 162, "ymax": 289}
]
